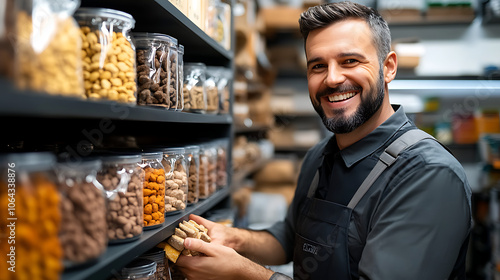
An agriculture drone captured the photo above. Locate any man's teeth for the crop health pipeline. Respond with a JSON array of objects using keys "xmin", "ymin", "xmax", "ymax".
[{"xmin": 328, "ymin": 92, "xmax": 356, "ymax": 102}]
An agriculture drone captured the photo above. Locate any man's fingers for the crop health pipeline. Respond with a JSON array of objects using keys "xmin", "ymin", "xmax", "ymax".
[
  {"xmin": 184, "ymin": 237, "xmax": 214, "ymax": 256},
  {"xmin": 189, "ymin": 214, "xmax": 212, "ymax": 228}
]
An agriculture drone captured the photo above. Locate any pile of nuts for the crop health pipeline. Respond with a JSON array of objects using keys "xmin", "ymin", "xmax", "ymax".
[
  {"xmin": 136, "ymin": 48, "xmax": 169, "ymax": 107},
  {"xmin": 16, "ymin": 12, "xmax": 85, "ymax": 98},
  {"xmin": 216, "ymin": 144, "xmax": 228, "ymax": 188},
  {"xmin": 183, "ymin": 85, "xmax": 206, "ymax": 112},
  {"xmin": 59, "ymin": 176, "xmax": 107, "ymax": 264},
  {"xmin": 79, "ymin": 26, "xmax": 137, "ymax": 103},
  {"xmin": 164, "ymin": 160, "xmax": 187, "ymax": 213},
  {"xmin": 98, "ymin": 164, "xmax": 145, "ymax": 242},
  {"xmin": 167, "ymin": 45, "xmax": 179, "ymax": 109},
  {"xmin": 205, "ymin": 82, "xmax": 219, "ymax": 113},
  {"xmin": 0, "ymin": 172, "xmax": 63, "ymax": 279},
  {"xmin": 186, "ymin": 151, "xmax": 199, "ymax": 204},
  {"xmin": 143, "ymin": 167, "xmax": 166, "ymax": 228}
]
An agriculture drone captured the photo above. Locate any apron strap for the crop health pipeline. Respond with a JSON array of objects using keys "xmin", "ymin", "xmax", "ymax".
[
  {"xmin": 347, "ymin": 129, "xmax": 435, "ymax": 209},
  {"xmin": 307, "ymin": 171, "xmax": 320, "ymax": 198}
]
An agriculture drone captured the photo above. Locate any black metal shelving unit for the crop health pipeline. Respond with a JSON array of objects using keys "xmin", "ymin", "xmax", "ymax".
[
  {"xmin": 0, "ymin": 1, "xmax": 235, "ymax": 279},
  {"xmin": 62, "ymin": 188, "xmax": 230, "ymax": 280}
]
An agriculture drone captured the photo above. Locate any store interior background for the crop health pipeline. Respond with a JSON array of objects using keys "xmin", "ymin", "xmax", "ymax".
[{"xmin": 230, "ymin": 0, "xmax": 500, "ymax": 279}]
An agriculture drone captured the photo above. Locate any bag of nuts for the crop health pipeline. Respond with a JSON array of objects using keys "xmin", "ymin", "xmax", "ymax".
[
  {"xmin": 162, "ymin": 147, "xmax": 188, "ymax": 215},
  {"xmin": 97, "ymin": 154, "xmax": 145, "ymax": 243},
  {"xmin": 74, "ymin": 7, "xmax": 137, "ymax": 104},
  {"xmin": 15, "ymin": 0, "xmax": 86, "ymax": 98}
]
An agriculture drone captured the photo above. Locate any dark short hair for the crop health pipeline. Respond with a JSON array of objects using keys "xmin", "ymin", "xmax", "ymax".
[{"xmin": 299, "ymin": 1, "xmax": 391, "ymax": 64}]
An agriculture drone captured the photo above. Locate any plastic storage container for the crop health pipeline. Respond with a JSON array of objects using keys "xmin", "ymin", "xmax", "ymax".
[
  {"xmin": 162, "ymin": 147, "xmax": 188, "ymax": 215},
  {"xmin": 185, "ymin": 145, "xmax": 200, "ymax": 204},
  {"xmin": 118, "ymin": 258, "xmax": 157, "ymax": 280},
  {"xmin": 166, "ymin": 36, "xmax": 179, "ymax": 110},
  {"xmin": 74, "ymin": 8, "xmax": 137, "ymax": 103},
  {"xmin": 199, "ymin": 143, "xmax": 217, "ymax": 198},
  {"xmin": 56, "ymin": 159, "xmax": 107, "ymax": 267},
  {"xmin": 205, "ymin": 67, "xmax": 220, "ymax": 114},
  {"xmin": 140, "ymin": 152, "xmax": 166, "ymax": 230},
  {"xmin": 215, "ymin": 139, "xmax": 229, "ymax": 189},
  {"xmin": 141, "ymin": 246, "xmax": 169, "ymax": 280},
  {"xmin": 176, "ymin": 44, "xmax": 185, "ymax": 111},
  {"xmin": 135, "ymin": 32, "xmax": 174, "ymax": 109},
  {"xmin": 183, "ymin": 62, "xmax": 207, "ymax": 113},
  {"xmin": 218, "ymin": 67, "xmax": 232, "ymax": 114},
  {"xmin": 97, "ymin": 154, "xmax": 144, "ymax": 243},
  {"xmin": 0, "ymin": 153, "xmax": 63, "ymax": 280},
  {"xmin": 15, "ymin": 0, "xmax": 85, "ymax": 98}
]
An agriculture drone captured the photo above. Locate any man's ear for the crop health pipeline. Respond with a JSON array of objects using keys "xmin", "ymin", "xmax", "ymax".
[{"xmin": 383, "ymin": 51, "xmax": 398, "ymax": 83}]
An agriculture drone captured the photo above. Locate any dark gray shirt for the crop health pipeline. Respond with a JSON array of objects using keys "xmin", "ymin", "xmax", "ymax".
[{"xmin": 267, "ymin": 105, "xmax": 472, "ymax": 279}]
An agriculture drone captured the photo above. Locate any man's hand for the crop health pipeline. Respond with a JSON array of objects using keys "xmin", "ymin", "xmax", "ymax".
[
  {"xmin": 175, "ymin": 238, "xmax": 274, "ymax": 280},
  {"xmin": 188, "ymin": 214, "xmax": 233, "ymax": 247}
]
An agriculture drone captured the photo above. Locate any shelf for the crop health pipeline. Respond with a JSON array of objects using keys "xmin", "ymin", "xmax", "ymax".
[
  {"xmin": 389, "ymin": 79, "xmax": 500, "ymax": 97},
  {"xmin": 80, "ymin": 0, "xmax": 233, "ymax": 65},
  {"xmin": 0, "ymin": 79, "xmax": 232, "ymax": 125},
  {"xmin": 62, "ymin": 187, "xmax": 230, "ymax": 280}
]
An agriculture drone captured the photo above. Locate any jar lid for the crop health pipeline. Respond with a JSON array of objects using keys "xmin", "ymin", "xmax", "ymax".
[
  {"xmin": 184, "ymin": 145, "xmax": 200, "ymax": 153},
  {"xmin": 164, "ymin": 34, "xmax": 178, "ymax": 48},
  {"xmin": 57, "ymin": 158, "xmax": 102, "ymax": 172},
  {"xmin": 185, "ymin": 62, "xmax": 207, "ymax": 69},
  {"xmin": 141, "ymin": 151, "xmax": 163, "ymax": 160},
  {"xmin": 133, "ymin": 32, "xmax": 177, "ymax": 46},
  {"xmin": 99, "ymin": 154, "xmax": 142, "ymax": 164},
  {"xmin": 162, "ymin": 147, "xmax": 185, "ymax": 155},
  {"xmin": 121, "ymin": 258, "xmax": 156, "ymax": 276},
  {"xmin": 75, "ymin": 7, "xmax": 135, "ymax": 28},
  {"xmin": 1, "ymin": 152, "xmax": 56, "ymax": 172}
]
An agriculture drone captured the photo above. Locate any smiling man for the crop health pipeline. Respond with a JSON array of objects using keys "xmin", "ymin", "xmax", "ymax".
[{"xmin": 176, "ymin": 2, "xmax": 472, "ymax": 280}]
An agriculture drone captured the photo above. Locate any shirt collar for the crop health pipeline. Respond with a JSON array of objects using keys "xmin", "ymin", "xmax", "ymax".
[{"xmin": 324, "ymin": 105, "xmax": 411, "ymax": 168}]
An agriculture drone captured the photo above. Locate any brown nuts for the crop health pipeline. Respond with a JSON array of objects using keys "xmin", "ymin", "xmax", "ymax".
[{"xmin": 98, "ymin": 163, "xmax": 145, "ymax": 243}]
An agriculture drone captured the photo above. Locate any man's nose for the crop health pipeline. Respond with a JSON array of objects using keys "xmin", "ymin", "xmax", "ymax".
[{"xmin": 324, "ymin": 64, "xmax": 346, "ymax": 88}]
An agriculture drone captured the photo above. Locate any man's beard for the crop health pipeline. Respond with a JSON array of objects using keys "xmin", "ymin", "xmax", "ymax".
[{"xmin": 313, "ymin": 69, "xmax": 385, "ymax": 134}]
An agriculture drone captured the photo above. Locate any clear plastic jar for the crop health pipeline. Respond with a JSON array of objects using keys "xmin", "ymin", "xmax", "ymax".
[
  {"xmin": 0, "ymin": 153, "xmax": 63, "ymax": 280},
  {"xmin": 97, "ymin": 154, "xmax": 144, "ymax": 243},
  {"xmin": 185, "ymin": 145, "xmax": 200, "ymax": 204},
  {"xmin": 134, "ymin": 32, "xmax": 172, "ymax": 109},
  {"xmin": 205, "ymin": 67, "xmax": 220, "ymax": 114},
  {"xmin": 140, "ymin": 152, "xmax": 166, "ymax": 230},
  {"xmin": 15, "ymin": 0, "xmax": 85, "ymax": 98},
  {"xmin": 176, "ymin": 44, "xmax": 185, "ymax": 112},
  {"xmin": 162, "ymin": 147, "xmax": 188, "ymax": 215},
  {"xmin": 183, "ymin": 62, "xmax": 207, "ymax": 113},
  {"xmin": 166, "ymin": 35, "xmax": 179, "ymax": 110},
  {"xmin": 56, "ymin": 159, "xmax": 107, "ymax": 267},
  {"xmin": 141, "ymin": 246, "xmax": 168, "ymax": 280},
  {"xmin": 74, "ymin": 8, "xmax": 137, "ymax": 104},
  {"xmin": 199, "ymin": 144, "xmax": 217, "ymax": 198},
  {"xmin": 218, "ymin": 67, "xmax": 232, "ymax": 114},
  {"xmin": 215, "ymin": 139, "xmax": 229, "ymax": 189},
  {"xmin": 119, "ymin": 258, "xmax": 157, "ymax": 280}
]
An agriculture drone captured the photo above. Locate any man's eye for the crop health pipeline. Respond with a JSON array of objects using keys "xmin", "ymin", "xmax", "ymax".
[
  {"xmin": 344, "ymin": 59, "xmax": 359, "ymax": 64},
  {"xmin": 311, "ymin": 64, "xmax": 325, "ymax": 69}
]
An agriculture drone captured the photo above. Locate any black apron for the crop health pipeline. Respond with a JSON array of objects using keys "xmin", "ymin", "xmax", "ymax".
[{"xmin": 293, "ymin": 129, "xmax": 434, "ymax": 280}]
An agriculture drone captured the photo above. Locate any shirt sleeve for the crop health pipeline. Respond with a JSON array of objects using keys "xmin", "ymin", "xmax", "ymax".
[
  {"xmin": 358, "ymin": 165, "xmax": 471, "ymax": 279},
  {"xmin": 265, "ymin": 194, "xmax": 298, "ymax": 263}
]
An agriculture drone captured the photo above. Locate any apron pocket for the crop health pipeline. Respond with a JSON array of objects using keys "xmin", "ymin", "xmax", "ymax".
[{"xmin": 294, "ymin": 233, "xmax": 336, "ymax": 280}]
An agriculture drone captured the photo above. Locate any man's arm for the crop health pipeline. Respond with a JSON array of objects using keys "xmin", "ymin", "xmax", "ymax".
[{"xmin": 358, "ymin": 165, "xmax": 471, "ymax": 279}]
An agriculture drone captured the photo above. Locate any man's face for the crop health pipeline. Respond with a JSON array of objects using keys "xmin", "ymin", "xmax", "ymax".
[{"xmin": 305, "ymin": 19, "xmax": 386, "ymax": 134}]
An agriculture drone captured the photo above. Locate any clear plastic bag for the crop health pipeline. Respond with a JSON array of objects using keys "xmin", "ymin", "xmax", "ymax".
[
  {"xmin": 15, "ymin": 0, "xmax": 85, "ymax": 98},
  {"xmin": 183, "ymin": 62, "xmax": 207, "ymax": 113}
]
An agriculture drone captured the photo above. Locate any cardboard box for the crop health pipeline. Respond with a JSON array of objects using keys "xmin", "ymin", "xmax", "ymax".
[
  {"xmin": 169, "ymin": 0, "xmax": 188, "ymax": 15},
  {"xmin": 187, "ymin": 0, "xmax": 208, "ymax": 30}
]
